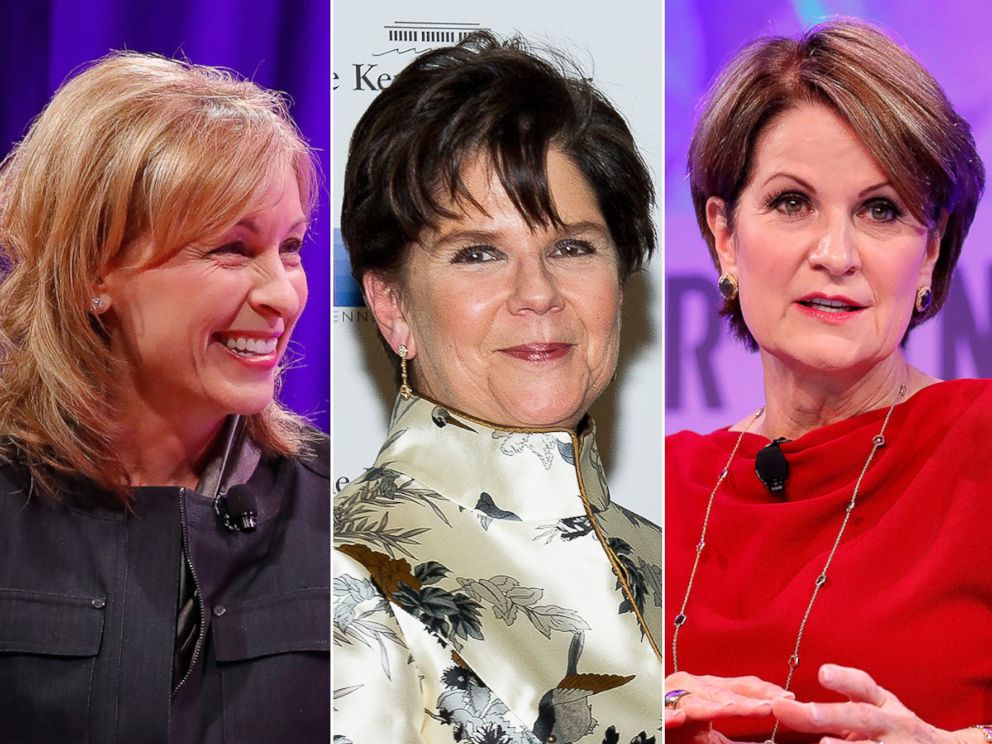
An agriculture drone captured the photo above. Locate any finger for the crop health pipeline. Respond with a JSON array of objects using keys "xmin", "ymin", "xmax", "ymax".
[
  {"xmin": 772, "ymin": 698, "xmax": 887, "ymax": 738},
  {"xmin": 664, "ymin": 708, "xmax": 687, "ymax": 728},
  {"xmin": 676, "ymin": 686, "xmax": 775, "ymax": 722},
  {"xmin": 669, "ymin": 672, "xmax": 795, "ymax": 701},
  {"xmin": 818, "ymin": 664, "xmax": 887, "ymax": 706},
  {"xmin": 821, "ymin": 738, "xmax": 879, "ymax": 744}
]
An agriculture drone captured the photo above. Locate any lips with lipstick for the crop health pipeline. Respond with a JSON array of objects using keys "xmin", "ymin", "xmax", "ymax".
[
  {"xmin": 797, "ymin": 294, "xmax": 867, "ymax": 314},
  {"xmin": 498, "ymin": 343, "xmax": 574, "ymax": 362}
]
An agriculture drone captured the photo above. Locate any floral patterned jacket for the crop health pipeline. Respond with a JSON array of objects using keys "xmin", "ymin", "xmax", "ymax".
[{"xmin": 333, "ymin": 395, "xmax": 662, "ymax": 744}]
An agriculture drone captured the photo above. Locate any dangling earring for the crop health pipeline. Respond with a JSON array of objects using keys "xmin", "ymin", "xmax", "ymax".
[
  {"xmin": 89, "ymin": 295, "xmax": 107, "ymax": 315},
  {"xmin": 717, "ymin": 273, "xmax": 738, "ymax": 301},
  {"xmin": 398, "ymin": 344, "xmax": 412, "ymax": 400},
  {"xmin": 915, "ymin": 285, "xmax": 933, "ymax": 314}
]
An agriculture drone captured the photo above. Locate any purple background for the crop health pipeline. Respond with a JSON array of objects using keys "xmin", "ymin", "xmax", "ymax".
[
  {"xmin": 0, "ymin": 0, "xmax": 330, "ymax": 432},
  {"xmin": 666, "ymin": 0, "xmax": 992, "ymax": 434}
]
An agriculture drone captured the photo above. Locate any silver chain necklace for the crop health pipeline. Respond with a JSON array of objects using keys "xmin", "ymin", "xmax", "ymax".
[{"xmin": 671, "ymin": 384, "xmax": 907, "ymax": 744}]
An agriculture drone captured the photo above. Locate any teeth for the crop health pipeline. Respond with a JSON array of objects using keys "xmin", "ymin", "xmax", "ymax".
[
  {"xmin": 807, "ymin": 298, "xmax": 854, "ymax": 312},
  {"xmin": 224, "ymin": 336, "xmax": 278, "ymax": 355}
]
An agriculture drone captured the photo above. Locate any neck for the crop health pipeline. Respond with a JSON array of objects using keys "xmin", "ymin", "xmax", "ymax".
[
  {"xmin": 755, "ymin": 352, "xmax": 933, "ymax": 440},
  {"xmin": 112, "ymin": 398, "xmax": 226, "ymax": 489}
]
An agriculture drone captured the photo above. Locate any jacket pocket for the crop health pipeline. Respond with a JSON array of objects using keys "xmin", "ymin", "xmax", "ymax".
[
  {"xmin": 212, "ymin": 587, "xmax": 329, "ymax": 743},
  {"xmin": 0, "ymin": 588, "xmax": 106, "ymax": 744}
]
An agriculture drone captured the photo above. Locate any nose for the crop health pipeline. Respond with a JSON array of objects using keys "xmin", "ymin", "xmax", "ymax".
[
  {"xmin": 249, "ymin": 254, "xmax": 305, "ymax": 319},
  {"xmin": 807, "ymin": 213, "xmax": 861, "ymax": 276},
  {"xmin": 506, "ymin": 254, "xmax": 564, "ymax": 315}
]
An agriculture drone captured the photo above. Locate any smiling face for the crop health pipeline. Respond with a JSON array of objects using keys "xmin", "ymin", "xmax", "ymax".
[
  {"xmin": 708, "ymin": 104, "xmax": 939, "ymax": 379},
  {"xmin": 364, "ymin": 149, "xmax": 623, "ymax": 430},
  {"xmin": 101, "ymin": 163, "xmax": 308, "ymax": 430}
]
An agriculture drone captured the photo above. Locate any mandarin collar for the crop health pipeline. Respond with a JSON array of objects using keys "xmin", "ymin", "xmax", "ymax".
[{"xmin": 372, "ymin": 394, "xmax": 612, "ymax": 521}]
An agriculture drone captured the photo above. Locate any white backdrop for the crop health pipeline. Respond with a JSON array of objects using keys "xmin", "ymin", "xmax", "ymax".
[{"xmin": 331, "ymin": 1, "xmax": 663, "ymax": 524}]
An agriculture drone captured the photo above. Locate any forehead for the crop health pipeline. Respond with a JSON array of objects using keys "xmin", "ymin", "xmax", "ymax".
[
  {"xmin": 750, "ymin": 104, "xmax": 888, "ymax": 184},
  {"xmin": 430, "ymin": 149, "xmax": 606, "ymax": 235}
]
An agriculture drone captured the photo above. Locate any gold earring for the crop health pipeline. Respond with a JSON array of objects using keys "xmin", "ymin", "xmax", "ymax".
[
  {"xmin": 717, "ymin": 273, "xmax": 738, "ymax": 301},
  {"xmin": 398, "ymin": 344, "xmax": 412, "ymax": 400},
  {"xmin": 915, "ymin": 285, "xmax": 933, "ymax": 314}
]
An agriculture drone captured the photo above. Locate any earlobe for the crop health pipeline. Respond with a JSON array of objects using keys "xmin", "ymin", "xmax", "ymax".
[
  {"xmin": 89, "ymin": 278, "xmax": 112, "ymax": 315},
  {"xmin": 706, "ymin": 197, "xmax": 737, "ymax": 275},
  {"xmin": 362, "ymin": 272, "xmax": 415, "ymax": 357}
]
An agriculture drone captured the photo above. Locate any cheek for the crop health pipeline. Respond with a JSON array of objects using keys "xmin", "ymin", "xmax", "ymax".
[
  {"xmin": 582, "ymin": 278, "xmax": 623, "ymax": 351},
  {"xmin": 420, "ymin": 284, "xmax": 495, "ymax": 347}
]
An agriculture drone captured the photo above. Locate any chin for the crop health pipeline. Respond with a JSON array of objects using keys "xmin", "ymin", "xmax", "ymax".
[
  {"xmin": 772, "ymin": 340, "xmax": 880, "ymax": 376},
  {"xmin": 501, "ymin": 392, "xmax": 588, "ymax": 430},
  {"xmin": 214, "ymin": 384, "xmax": 277, "ymax": 418}
]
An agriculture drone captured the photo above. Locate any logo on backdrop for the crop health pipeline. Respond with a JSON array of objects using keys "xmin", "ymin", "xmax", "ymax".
[
  {"xmin": 376, "ymin": 21, "xmax": 488, "ymax": 56},
  {"xmin": 333, "ymin": 20, "xmax": 489, "ymax": 92}
]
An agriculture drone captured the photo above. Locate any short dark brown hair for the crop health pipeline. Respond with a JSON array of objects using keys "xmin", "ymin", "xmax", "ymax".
[
  {"xmin": 688, "ymin": 19, "xmax": 985, "ymax": 349},
  {"xmin": 342, "ymin": 32, "xmax": 655, "ymax": 290}
]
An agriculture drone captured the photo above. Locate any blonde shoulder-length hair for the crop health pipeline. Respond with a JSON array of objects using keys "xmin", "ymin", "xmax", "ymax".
[{"xmin": 0, "ymin": 51, "xmax": 319, "ymax": 503}]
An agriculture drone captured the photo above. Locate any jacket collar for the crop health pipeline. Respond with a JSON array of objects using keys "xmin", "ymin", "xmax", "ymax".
[{"xmin": 370, "ymin": 394, "xmax": 611, "ymax": 522}]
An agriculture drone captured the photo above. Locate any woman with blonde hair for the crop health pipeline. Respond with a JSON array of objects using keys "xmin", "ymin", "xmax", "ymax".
[{"xmin": 0, "ymin": 52, "xmax": 328, "ymax": 743}]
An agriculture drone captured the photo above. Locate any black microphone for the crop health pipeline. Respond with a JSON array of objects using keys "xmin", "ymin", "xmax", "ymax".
[
  {"xmin": 216, "ymin": 485, "xmax": 258, "ymax": 532},
  {"xmin": 755, "ymin": 437, "xmax": 790, "ymax": 494}
]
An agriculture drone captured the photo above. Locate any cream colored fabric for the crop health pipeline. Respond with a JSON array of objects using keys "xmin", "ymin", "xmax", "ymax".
[{"xmin": 333, "ymin": 395, "xmax": 662, "ymax": 744}]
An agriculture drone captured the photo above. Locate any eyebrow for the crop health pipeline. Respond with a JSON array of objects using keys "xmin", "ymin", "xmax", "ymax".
[
  {"xmin": 427, "ymin": 220, "xmax": 612, "ymax": 251},
  {"xmin": 760, "ymin": 172, "xmax": 894, "ymax": 198},
  {"xmin": 235, "ymin": 216, "xmax": 309, "ymax": 233}
]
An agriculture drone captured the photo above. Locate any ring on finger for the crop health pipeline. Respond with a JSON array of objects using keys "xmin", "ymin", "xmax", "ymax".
[{"xmin": 664, "ymin": 689, "xmax": 692, "ymax": 709}]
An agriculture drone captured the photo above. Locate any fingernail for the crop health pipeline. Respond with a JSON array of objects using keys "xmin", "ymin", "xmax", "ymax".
[
  {"xmin": 809, "ymin": 702, "xmax": 823, "ymax": 725},
  {"xmin": 777, "ymin": 691, "xmax": 796, "ymax": 700},
  {"xmin": 820, "ymin": 666, "xmax": 834, "ymax": 684}
]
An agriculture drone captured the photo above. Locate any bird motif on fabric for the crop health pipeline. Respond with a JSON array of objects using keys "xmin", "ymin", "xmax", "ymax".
[{"xmin": 532, "ymin": 633, "xmax": 634, "ymax": 743}]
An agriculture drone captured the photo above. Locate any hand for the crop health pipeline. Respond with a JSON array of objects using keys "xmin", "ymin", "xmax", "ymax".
[
  {"xmin": 666, "ymin": 671, "xmax": 794, "ymax": 743},
  {"xmin": 772, "ymin": 663, "xmax": 986, "ymax": 744}
]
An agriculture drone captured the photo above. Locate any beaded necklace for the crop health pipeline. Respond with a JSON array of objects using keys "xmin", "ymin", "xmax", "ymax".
[{"xmin": 670, "ymin": 384, "xmax": 907, "ymax": 743}]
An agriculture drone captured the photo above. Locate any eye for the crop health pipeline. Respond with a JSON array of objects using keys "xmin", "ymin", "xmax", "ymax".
[
  {"xmin": 451, "ymin": 245, "xmax": 501, "ymax": 264},
  {"xmin": 768, "ymin": 191, "xmax": 812, "ymax": 217},
  {"xmin": 860, "ymin": 198, "xmax": 902, "ymax": 223},
  {"xmin": 210, "ymin": 241, "xmax": 248, "ymax": 256},
  {"xmin": 550, "ymin": 239, "xmax": 596, "ymax": 258}
]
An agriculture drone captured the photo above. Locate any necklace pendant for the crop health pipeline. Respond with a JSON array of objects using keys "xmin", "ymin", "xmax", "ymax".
[
  {"xmin": 674, "ymin": 613, "xmax": 686, "ymax": 626},
  {"xmin": 872, "ymin": 434, "xmax": 886, "ymax": 447}
]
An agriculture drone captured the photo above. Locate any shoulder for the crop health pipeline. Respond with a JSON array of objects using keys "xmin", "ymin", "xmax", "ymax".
[
  {"xmin": 906, "ymin": 378, "xmax": 992, "ymax": 428},
  {"xmin": 665, "ymin": 427, "xmax": 730, "ymax": 454}
]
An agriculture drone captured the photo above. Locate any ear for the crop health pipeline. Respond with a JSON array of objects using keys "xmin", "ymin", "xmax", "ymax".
[
  {"xmin": 918, "ymin": 211, "xmax": 946, "ymax": 285},
  {"xmin": 362, "ymin": 271, "xmax": 416, "ymax": 358},
  {"xmin": 706, "ymin": 197, "xmax": 737, "ymax": 275}
]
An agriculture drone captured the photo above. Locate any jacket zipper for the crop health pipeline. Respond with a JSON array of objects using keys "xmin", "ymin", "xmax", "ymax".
[
  {"xmin": 570, "ymin": 432, "xmax": 662, "ymax": 664},
  {"xmin": 173, "ymin": 487, "xmax": 207, "ymax": 695}
]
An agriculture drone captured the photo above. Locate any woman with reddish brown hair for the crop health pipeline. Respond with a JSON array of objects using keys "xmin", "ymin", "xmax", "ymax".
[{"xmin": 665, "ymin": 19, "xmax": 990, "ymax": 744}]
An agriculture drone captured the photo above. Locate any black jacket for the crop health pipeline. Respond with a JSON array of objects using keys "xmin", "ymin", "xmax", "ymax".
[{"xmin": 0, "ymin": 435, "xmax": 329, "ymax": 743}]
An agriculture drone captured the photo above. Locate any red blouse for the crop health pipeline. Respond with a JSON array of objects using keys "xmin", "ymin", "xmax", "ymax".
[{"xmin": 666, "ymin": 379, "xmax": 992, "ymax": 741}]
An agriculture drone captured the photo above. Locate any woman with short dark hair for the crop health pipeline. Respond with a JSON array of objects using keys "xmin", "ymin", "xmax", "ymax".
[{"xmin": 334, "ymin": 33, "xmax": 662, "ymax": 743}]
